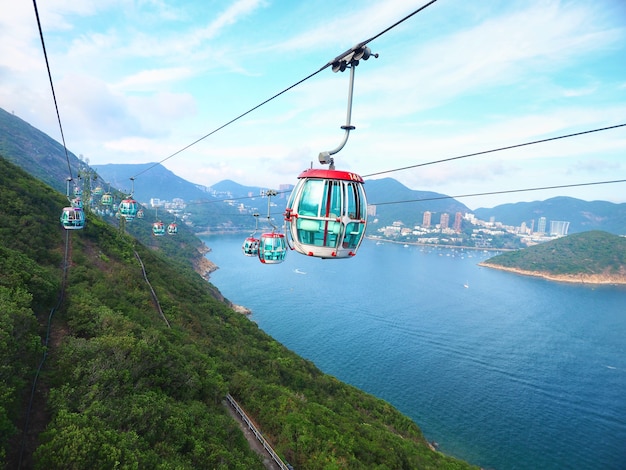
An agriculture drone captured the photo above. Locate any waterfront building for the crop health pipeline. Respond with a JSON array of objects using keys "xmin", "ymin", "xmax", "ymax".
[
  {"xmin": 453, "ymin": 212, "xmax": 462, "ymax": 232},
  {"xmin": 440, "ymin": 213, "xmax": 450, "ymax": 230},
  {"xmin": 537, "ymin": 217, "xmax": 547, "ymax": 234},
  {"xmin": 423, "ymin": 211, "xmax": 432, "ymax": 228},
  {"xmin": 550, "ymin": 220, "xmax": 570, "ymax": 236}
]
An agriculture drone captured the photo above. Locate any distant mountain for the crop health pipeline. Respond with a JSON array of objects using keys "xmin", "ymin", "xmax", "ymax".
[
  {"xmin": 2, "ymin": 106, "xmax": 623, "ymax": 235},
  {"xmin": 481, "ymin": 231, "xmax": 626, "ymax": 284},
  {"xmin": 92, "ymin": 162, "xmax": 214, "ymax": 204},
  {"xmin": 474, "ymin": 197, "xmax": 626, "ymax": 235},
  {"xmin": 364, "ymin": 177, "xmax": 471, "ymax": 228}
]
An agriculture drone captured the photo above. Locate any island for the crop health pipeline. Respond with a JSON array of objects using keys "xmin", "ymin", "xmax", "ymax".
[{"xmin": 479, "ymin": 230, "xmax": 626, "ymax": 285}]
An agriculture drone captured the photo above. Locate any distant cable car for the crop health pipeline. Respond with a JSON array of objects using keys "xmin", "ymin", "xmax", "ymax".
[
  {"xmin": 257, "ymin": 190, "xmax": 287, "ymax": 264},
  {"xmin": 284, "ymin": 169, "xmax": 367, "ymax": 259},
  {"xmin": 101, "ymin": 193, "xmax": 113, "ymax": 205},
  {"xmin": 73, "ymin": 185, "xmax": 82, "ymax": 197},
  {"xmin": 118, "ymin": 198, "xmax": 138, "ymax": 220},
  {"xmin": 152, "ymin": 221, "xmax": 165, "ymax": 236},
  {"xmin": 284, "ymin": 44, "xmax": 375, "ymax": 259},
  {"xmin": 71, "ymin": 197, "xmax": 83, "ymax": 209},
  {"xmin": 117, "ymin": 177, "xmax": 138, "ymax": 221},
  {"xmin": 242, "ymin": 213, "xmax": 260, "ymax": 256},
  {"xmin": 61, "ymin": 177, "xmax": 85, "ymax": 230},
  {"xmin": 167, "ymin": 222, "xmax": 178, "ymax": 235},
  {"xmin": 258, "ymin": 232, "xmax": 287, "ymax": 264},
  {"xmin": 93, "ymin": 186, "xmax": 104, "ymax": 196},
  {"xmin": 137, "ymin": 209, "xmax": 144, "ymax": 219},
  {"xmin": 60, "ymin": 207, "xmax": 85, "ymax": 230}
]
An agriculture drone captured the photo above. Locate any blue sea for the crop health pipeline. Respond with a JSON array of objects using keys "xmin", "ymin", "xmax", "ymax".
[{"xmin": 202, "ymin": 235, "xmax": 626, "ymax": 470}]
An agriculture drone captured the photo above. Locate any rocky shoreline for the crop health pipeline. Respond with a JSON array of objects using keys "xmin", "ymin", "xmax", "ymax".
[
  {"xmin": 479, "ymin": 263, "xmax": 626, "ymax": 285},
  {"xmin": 192, "ymin": 242, "xmax": 252, "ymax": 315}
]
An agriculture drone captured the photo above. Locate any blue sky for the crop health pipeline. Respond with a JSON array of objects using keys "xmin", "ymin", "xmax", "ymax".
[{"xmin": 1, "ymin": 0, "xmax": 625, "ymax": 209}]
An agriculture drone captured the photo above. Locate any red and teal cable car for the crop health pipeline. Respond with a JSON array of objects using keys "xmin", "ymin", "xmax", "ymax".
[
  {"xmin": 258, "ymin": 232, "xmax": 287, "ymax": 264},
  {"xmin": 60, "ymin": 206, "xmax": 85, "ymax": 230},
  {"xmin": 152, "ymin": 221, "xmax": 165, "ymax": 236},
  {"xmin": 118, "ymin": 198, "xmax": 138, "ymax": 221},
  {"xmin": 283, "ymin": 44, "xmax": 374, "ymax": 259},
  {"xmin": 242, "ymin": 213, "xmax": 260, "ymax": 257},
  {"xmin": 61, "ymin": 177, "xmax": 85, "ymax": 230},
  {"xmin": 284, "ymin": 169, "xmax": 367, "ymax": 259},
  {"xmin": 257, "ymin": 190, "xmax": 286, "ymax": 264}
]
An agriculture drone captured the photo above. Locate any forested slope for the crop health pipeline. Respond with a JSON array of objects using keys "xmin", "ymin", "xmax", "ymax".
[{"xmin": 1, "ymin": 155, "xmax": 476, "ymax": 469}]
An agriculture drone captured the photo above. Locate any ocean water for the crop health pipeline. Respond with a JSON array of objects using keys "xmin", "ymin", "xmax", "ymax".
[{"xmin": 203, "ymin": 235, "xmax": 626, "ymax": 470}]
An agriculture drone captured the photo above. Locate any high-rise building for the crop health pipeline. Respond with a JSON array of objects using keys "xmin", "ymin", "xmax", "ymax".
[
  {"xmin": 453, "ymin": 212, "xmax": 462, "ymax": 232},
  {"xmin": 550, "ymin": 220, "xmax": 570, "ymax": 236},
  {"xmin": 537, "ymin": 217, "xmax": 547, "ymax": 234},
  {"xmin": 440, "ymin": 213, "xmax": 449, "ymax": 230},
  {"xmin": 422, "ymin": 211, "xmax": 431, "ymax": 228}
]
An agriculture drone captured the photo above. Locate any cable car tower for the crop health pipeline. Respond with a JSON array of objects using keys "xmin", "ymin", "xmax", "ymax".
[
  {"xmin": 284, "ymin": 44, "xmax": 376, "ymax": 259},
  {"xmin": 258, "ymin": 190, "xmax": 287, "ymax": 264}
]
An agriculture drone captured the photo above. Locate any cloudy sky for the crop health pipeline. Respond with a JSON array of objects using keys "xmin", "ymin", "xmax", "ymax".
[{"xmin": 1, "ymin": 0, "xmax": 625, "ymax": 209}]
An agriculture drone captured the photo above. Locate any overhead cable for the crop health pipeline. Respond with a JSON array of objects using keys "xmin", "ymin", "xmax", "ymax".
[
  {"xmin": 32, "ymin": 0, "xmax": 73, "ymax": 180},
  {"xmin": 132, "ymin": 0, "xmax": 440, "ymax": 180},
  {"xmin": 363, "ymin": 123, "xmax": 626, "ymax": 178},
  {"xmin": 370, "ymin": 179, "xmax": 626, "ymax": 206}
]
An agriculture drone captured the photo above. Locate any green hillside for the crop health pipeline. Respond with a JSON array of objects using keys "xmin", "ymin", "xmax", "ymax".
[
  {"xmin": 482, "ymin": 231, "xmax": 626, "ymax": 280},
  {"xmin": 0, "ymin": 156, "xmax": 476, "ymax": 468}
]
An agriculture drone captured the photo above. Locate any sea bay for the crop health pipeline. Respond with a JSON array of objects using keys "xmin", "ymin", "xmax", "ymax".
[{"xmin": 202, "ymin": 235, "xmax": 626, "ymax": 470}]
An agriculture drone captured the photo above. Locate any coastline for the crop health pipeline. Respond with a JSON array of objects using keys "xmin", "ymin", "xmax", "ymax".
[{"xmin": 479, "ymin": 262, "xmax": 626, "ymax": 285}]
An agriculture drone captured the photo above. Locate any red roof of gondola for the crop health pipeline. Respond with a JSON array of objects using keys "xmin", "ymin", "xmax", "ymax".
[{"xmin": 296, "ymin": 168, "xmax": 364, "ymax": 183}]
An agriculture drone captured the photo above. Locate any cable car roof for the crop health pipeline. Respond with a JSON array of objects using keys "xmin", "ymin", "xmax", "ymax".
[{"xmin": 297, "ymin": 168, "xmax": 364, "ymax": 183}]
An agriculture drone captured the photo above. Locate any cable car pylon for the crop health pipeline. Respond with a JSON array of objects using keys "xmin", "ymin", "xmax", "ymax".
[
  {"xmin": 258, "ymin": 190, "xmax": 287, "ymax": 264},
  {"xmin": 284, "ymin": 45, "xmax": 376, "ymax": 259}
]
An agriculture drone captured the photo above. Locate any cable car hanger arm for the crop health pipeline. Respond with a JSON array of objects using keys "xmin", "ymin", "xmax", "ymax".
[{"xmin": 319, "ymin": 46, "xmax": 378, "ymax": 170}]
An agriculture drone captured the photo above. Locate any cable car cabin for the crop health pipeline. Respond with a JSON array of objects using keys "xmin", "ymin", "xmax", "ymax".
[
  {"xmin": 152, "ymin": 221, "xmax": 166, "ymax": 236},
  {"xmin": 118, "ymin": 198, "xmax": 138, "ymax": 221},
  {"xmin": 60, "ymin": 207, "xmax": 85, "ymax": 230},
  {"xmin": 137, "ymin": 209, "xmax": 144, "ymax": 219},
  {"xmin": 258, "ymin": 233, "xmax": 287, "ymax": 264},
  {"xmin": 284, "ymin": 169, "xmax": 367, "ymax": 259},
  {"xmin": 73, "ymin": 186, "xmax": 82, "ymax": 197},
  {"xmin": 71, "ymin": 197, "xmax": 83, "ymax": 209},
  {"xmin": 93, "ymin": 186, "xmax": 104, "ymax": 196},
  {"xmin": 242, "ymin": 236, "xmax": 259, "ymax": 256},
  {"xmin": 167, "ymin": 222, "xmax": 178, "ymax": 235},
  {"xmin": 101, "ymin": 193, "xmax": 113, "ymax": 205}
]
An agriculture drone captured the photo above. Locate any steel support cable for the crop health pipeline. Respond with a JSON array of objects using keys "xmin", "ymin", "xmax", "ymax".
[
  {"xmin": 362, "ymin": 123, "xmax": 626, "ymax": 178},
  {"xmin": 131, "ymin": 0, "xmax": 440, "ymax": 180},
  {"xmin": 177, "ymin": 123, "xmax": 626, "ymax": 209},
  {"xmin": 18, "ymin": 230, "xmax": 72, "ymax": 469},
  {"xmin": 32, "ymin": 0, "xmax": 73, "ymax": 181},
  {"xmin": 370, "ymin": 178, "xmax": 626, "ymax": 206}
]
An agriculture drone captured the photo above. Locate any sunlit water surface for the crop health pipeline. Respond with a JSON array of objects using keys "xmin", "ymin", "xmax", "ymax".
[{"xmin": 203, "ymin": 235, "xmax": 626, "ymax": 470}]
